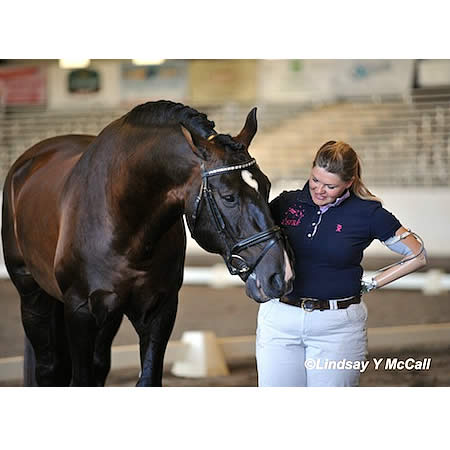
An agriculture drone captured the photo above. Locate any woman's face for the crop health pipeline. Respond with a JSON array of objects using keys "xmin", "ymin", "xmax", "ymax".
[{"xmin": 309, "ymin": 166, "xmax": 353, "ymax": 207}]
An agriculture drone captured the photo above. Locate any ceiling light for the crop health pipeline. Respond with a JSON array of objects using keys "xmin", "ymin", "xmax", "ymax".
[
  {"xmin": 132, "ymin": 59, "xmax": 165, "ymax": 66},
  {"xmin": 59, "ymin": 59, "xmax": 91, "ymax": 69}
]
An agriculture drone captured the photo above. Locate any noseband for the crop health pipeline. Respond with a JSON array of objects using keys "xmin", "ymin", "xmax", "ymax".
[{"xmin": 189, "ymin": 158, "xmax": 283, "ymax": 281}]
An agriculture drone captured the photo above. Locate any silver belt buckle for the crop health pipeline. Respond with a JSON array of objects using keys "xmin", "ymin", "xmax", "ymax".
[{"xmin": 301, "ymin": 299, "xmax": 316, "ymax": 312}]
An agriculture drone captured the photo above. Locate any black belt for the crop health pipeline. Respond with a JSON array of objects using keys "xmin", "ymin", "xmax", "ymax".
[{"xmin": 280, "ymin": 295, "xmax": 361, "ymax": 312}]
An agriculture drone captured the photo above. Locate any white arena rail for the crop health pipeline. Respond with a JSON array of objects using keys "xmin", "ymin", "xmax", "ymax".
[
  {"xmin": 181, "ymin": 265, "xmax": 450, "ymax": 295},
  {"xmin": 1, "ymin": 264, "xmax": 449, "ymax": 293},
  {"xmin": 1, "ymin": 323, "xmax": 450, "ymax": 383}
]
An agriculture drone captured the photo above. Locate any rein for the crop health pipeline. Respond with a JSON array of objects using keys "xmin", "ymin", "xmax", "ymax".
[{"xmin": 189, "ymin": 158, "xmax": 283, "ymax": 280}]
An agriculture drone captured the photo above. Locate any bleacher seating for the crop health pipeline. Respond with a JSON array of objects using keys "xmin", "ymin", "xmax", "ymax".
[
  {"xmin": 250, "ymin": 97, "xmax": 450, "ymax": 187},
  {"xmin": 1, "ymin": 96, "xmax": 449, "ymax": 187}
]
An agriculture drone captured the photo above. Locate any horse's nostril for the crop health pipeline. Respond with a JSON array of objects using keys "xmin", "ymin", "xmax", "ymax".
[{"xmin": 269, "ymin": 273, "xmax": 284, "ymax": 292}]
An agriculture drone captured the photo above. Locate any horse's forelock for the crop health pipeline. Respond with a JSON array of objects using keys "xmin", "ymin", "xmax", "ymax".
[{"xmin": 213, "ymin": 134, "xmax": 245, "ymax": 153}]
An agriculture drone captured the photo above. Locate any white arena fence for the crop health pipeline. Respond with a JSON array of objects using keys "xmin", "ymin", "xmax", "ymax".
[
  {"xmin": 1, "ymin": 264, "xmax": 449, "ymax": 294},
  {"xmin": 1, "ymin": 323, "xmax": 450, "ymax": 383}
]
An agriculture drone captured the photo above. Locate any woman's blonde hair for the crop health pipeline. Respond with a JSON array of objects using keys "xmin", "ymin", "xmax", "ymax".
[{"xmin": 313, "ymin": 141, "xmax": 382, "ymax": 203}]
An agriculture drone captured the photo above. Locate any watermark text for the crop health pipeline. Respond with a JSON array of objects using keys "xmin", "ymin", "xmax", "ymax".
[{"xmin": 304, "ymin": 357, "xmax": 432, "ymax": 372}]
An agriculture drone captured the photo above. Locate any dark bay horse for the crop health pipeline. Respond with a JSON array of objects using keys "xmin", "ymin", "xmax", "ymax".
[{"xmin": 2, "ymin": 100, "xmax": 294, "ymax": 386}]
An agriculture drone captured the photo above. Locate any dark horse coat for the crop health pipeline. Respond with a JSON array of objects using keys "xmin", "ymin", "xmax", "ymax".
[{"xmin": 2, "ymin": 101, "xmax": 293, "ymax": 386}]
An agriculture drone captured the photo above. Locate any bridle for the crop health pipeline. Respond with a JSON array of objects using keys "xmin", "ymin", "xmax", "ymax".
[{"xmin": 189, "ymin": 157, "xmax": 284, "ymax": 281}]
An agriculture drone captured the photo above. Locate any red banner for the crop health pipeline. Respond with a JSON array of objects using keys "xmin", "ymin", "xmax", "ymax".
[{"xmin": 0, "ymin": 65, "xmax": 46, "ymax": 105}]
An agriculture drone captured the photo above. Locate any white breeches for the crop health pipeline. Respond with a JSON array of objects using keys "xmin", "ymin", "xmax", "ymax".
[{"xmin": 256, "ymin": 299, "xmax": 368, "ymax": 387}]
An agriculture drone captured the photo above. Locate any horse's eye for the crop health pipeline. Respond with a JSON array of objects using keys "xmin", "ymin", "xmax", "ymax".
[{"xmin": 223, "ymin": 194, "xmax": 235, "ymax": 203}]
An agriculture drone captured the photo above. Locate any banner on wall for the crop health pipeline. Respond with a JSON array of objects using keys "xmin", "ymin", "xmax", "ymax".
[
  {"xmin": 189, "ymin": 60, "xmax": 257, "ymax": 104},
  {"xmin": 121, "ymin": 60, "xmax": 188, "ymax": 103},
  {"xmin": 68, "ymin": 69, "xmax": 100, "ymax": 94},
  {"xmin": 417, "ymin": 60, "xmax": 450, "ymax": 87},
  {"xmin": 0, "ymin": 66, "xmax": 46, "ymax": 105},
  {"xmin": 331, "ymin": 60, "xmax": 415, "ymax": 97},
  {"xmin": 47, "ymin": 61, "xmax": 121, "ymax": 109},
  {"xmin": 259, "ymin": 60, "xmax": 415, "ymax": 103}
]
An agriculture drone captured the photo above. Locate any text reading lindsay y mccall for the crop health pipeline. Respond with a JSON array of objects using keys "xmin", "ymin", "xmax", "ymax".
[{"xmin": 304, "ymin": 357, "xmax": 432, "ymax": 372}]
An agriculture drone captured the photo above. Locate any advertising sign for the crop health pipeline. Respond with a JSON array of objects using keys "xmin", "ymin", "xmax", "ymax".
[
  {"xmin": 68, "ymin": 69, "xmax": 100, "ymax": 93},
  {"xmin": 189, "ymin": 60, "xmax": 257, "ymax": 104},
  {"xmin": 0, "ymin": 65, "xmax": 46, "ymax": 105},
  {"xmin": 121, "ymin": 60, "xmax": 188, "ymax": 102}
]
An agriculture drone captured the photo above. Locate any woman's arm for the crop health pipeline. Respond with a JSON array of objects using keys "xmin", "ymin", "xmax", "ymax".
[{"xmin": 362, "ymin": 226, "xmax": 427, "ymax": 292}]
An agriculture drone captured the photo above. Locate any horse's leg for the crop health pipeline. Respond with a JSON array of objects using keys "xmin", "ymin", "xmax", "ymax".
[
  {"xmin": 24, "ymin": 336, "xmax": 37, "ymax": 386},
  {"xmin": 127, "ymin": 292, "xmax": 179, "ymax": 387},
  {"xmin": 93, "ymin": 313, "xmax": 123, "ymax": 386},
  {"xmin": 53, "ymin": 298, "xmax": 73, "ymax": 385},
  {"xmin": 3, "ymin": 190, "xmax": 71, "ymax": 386},
  {"xmin": 63, "ymin": 290, "xmax": 98, "ymax": 386},
  {"xmin": 17, "ymin": 279, "xmax": 72, "ymax": 386}
]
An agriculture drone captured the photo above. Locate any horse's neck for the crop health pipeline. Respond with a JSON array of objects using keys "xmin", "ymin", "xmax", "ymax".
[
  {"xmin": 103, "ymin": 131, "xmax": 198, "ymax": 253},
  {"xmin": 109, "ymin": 136, "xmax": 197, "ymax": 204}
]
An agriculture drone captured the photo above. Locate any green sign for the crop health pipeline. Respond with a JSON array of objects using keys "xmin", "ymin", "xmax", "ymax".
[
  {"xmin": 68, "ymin": 69, "xmax": 100, "ymax": 93},
  {"xmin": 290, "ymin": 60, "xmax": 302, "ymax": 72}
]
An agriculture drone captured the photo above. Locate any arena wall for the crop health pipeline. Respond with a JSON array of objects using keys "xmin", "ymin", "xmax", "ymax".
[
  {"xmin": 1, "ymin": 188, "xmax": 449, "ymax": 277},
  {"xmin": 184, "ymin": 186, "xmax": 450, "ymax": 258}
]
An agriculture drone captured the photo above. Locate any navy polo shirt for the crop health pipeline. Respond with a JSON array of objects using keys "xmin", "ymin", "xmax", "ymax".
[{"xmin": 270, "ymin": 181, "xmax": 402, "ymax": 300}]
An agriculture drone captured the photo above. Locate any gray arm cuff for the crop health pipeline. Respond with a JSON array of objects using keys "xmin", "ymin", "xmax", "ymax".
[{"xmin": 383, "ymin": 237, "xmax": 414, "ymax": 257}]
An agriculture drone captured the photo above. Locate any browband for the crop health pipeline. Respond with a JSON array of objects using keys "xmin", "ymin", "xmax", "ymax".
[{"xmin": 202, "ymin": 159, "xmax": 256, "ymax": 178}]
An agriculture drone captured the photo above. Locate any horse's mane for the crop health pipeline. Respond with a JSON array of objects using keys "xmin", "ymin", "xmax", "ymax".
[{"xmin": 124, "ymin": 100, "xmax": 244, "ymax": 152}]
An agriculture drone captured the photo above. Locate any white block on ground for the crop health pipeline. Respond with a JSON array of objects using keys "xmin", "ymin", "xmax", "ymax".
[{"xmin": 171, "ymin": 330, "xmax": 230, "ymax": 378}]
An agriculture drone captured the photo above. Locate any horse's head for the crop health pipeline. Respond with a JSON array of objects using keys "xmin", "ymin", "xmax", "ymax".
[{"xmin": 182, "ymin": 108, "xmax": 294, "ymax": 303}]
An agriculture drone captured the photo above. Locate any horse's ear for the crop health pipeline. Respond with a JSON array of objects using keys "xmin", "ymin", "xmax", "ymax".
[
  {"xmin": 234, "ymin": 107, "xmax": 257, "ymax": 148},
  {"xmin": 181, "ymin": 125, "xmax": 209, "ymax": 160}
]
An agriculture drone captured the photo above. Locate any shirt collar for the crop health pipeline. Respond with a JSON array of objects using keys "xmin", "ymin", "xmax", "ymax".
[
  {"xmin": 319, "ymin": 189, "xmax": 350, "ymax": 213},
  {"xmin": 298, "ymin": 180, "xmax": 350, "ymax": 211}
]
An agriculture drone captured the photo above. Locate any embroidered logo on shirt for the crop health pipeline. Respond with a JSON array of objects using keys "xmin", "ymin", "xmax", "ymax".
[
  {"xmin": 281, "ymin": 204, "xmax": 305, "ymax": 226},
  {"xmin": 336, "ymin": 224, "xmax": 343, "ymax": 232}
]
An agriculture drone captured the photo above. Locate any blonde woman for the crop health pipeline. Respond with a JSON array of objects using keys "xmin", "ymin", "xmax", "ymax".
[{"xmin": 256, "ymin": 141, "xmax": 427, "ymax": 387}]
